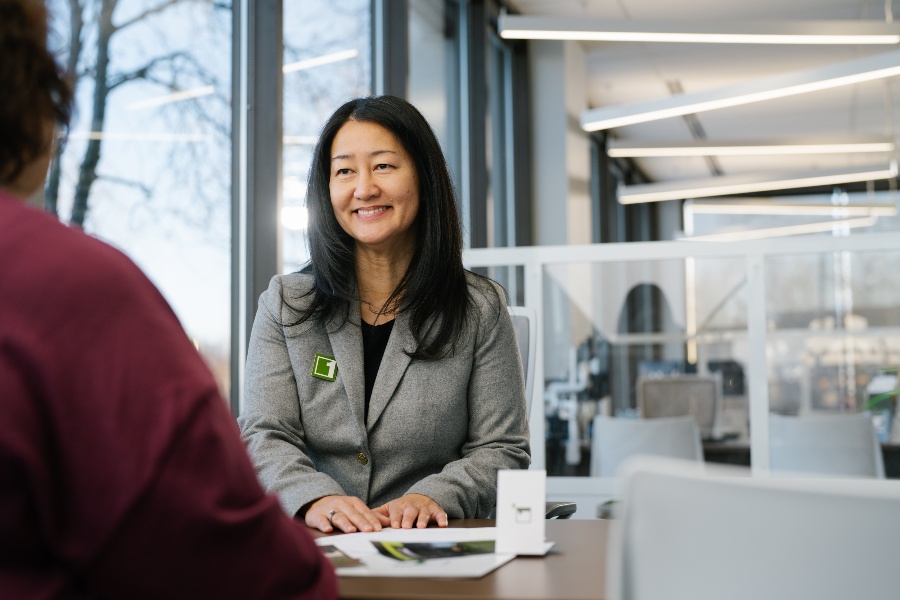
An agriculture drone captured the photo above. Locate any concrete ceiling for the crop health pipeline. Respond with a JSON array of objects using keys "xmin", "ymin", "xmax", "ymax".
[{"xmin": 508, "ymin": 0, "xmax": 900, "ymax": 185}]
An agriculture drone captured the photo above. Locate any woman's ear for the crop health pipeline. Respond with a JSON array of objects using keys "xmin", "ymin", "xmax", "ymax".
[{"xmin": 5, "ymin": 121, "xmax": 55, "ymax": 203}]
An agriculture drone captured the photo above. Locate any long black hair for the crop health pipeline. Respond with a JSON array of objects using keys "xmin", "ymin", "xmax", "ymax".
[{"xmin": 292, "ymin": 95, "xmax": 483, "ymax": 360}]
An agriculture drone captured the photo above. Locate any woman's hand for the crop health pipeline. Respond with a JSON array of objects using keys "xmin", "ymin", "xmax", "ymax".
[
  {"xmin": 373, "ymin": 494, "xmax": 448, "ymax": 529},
  {"xmin": 304, "ymin": 495, "xmax": 388, "ymax": 533}
]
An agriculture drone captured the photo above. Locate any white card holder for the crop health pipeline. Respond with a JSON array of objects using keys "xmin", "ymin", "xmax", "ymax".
[{"xmin": 495, "ymin": 469, "xmax": 547, "ymax": 555}]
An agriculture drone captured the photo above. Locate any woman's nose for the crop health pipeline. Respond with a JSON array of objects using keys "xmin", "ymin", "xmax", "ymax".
[{"xmin": 354, "ymin": 171, "xmax": 379, "ymax": 200}]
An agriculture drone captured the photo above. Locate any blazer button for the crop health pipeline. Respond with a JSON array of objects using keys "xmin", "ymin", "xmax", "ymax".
[{"xmin": 356, "ymin": 452, "xmax": 368, "ymax": 465}]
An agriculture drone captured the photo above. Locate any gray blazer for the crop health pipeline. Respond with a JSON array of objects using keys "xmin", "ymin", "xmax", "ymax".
[{"xmin": 238, "ymin": 272, "xmax": 530, "ymax": 519}]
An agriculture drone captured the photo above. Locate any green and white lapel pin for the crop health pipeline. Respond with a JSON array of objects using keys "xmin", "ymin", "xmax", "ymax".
[{"xmin": 311, "ymin": 353, "xmax": 338, "ymax": 382}]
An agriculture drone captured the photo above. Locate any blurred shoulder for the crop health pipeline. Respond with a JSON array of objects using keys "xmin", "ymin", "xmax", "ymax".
[{"xmin": 0, "ymin": 196, "xmax": 172, "ymax": 314}]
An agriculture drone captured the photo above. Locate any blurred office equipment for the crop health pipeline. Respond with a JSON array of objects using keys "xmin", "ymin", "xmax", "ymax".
[
  {"xmin": 637, "ymin": 375, "xmax": 721, "ymax": 440},
  {"xmin": 545, "ymin": 346, "xmax": 591, "ymax": 468},
  {"xmin": 609, "ymin": 457, "xmax": 900, "ymax": 600},
  {"xmin": 769, "ymin": 413, "xmax": 885, "ymax": 478},
  {"xmin": 865, "ymin": 372, "xmax": 898, "ymax": 443},
  {"xmin": 707, "ymin": 359, "xmax": 745, "ymax": 396},
  {"xmin": 590, "ymin": 416, "xmax": 702, "ymax": 477}
]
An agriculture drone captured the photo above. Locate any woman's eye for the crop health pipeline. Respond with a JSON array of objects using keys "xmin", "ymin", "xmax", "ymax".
[
  {"xmin": 335, "ymin": 168, "xmax": 352, "ymax": 176},
  {"xmin": 375, "ymin": 163, "xmax": 392, "ymax": 171}
]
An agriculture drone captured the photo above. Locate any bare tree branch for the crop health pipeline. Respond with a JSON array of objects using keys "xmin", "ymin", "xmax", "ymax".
[
  {"xmin": 113, "ymin": 0, "xmax": 180, "ymax": 32},
  {"xmin": 107, "ymin": 51, "xmax": 190, "ymax": 89},
  {"xmin": 96, "ymin": 173, "xmax": 154, "ymax": 198}
]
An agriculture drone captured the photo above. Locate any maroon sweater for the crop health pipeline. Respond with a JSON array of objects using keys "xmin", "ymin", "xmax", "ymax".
[{"xmin": 0, "ymin": 191, "xmax": 336, "ymax": 599}]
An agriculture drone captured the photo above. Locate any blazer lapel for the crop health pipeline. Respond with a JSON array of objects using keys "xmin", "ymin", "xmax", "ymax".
[
  {"xmin": 366, "ymin": 310, "xmax": 416, "ymax": 431},
  {"xmin": 326, "ymin": 303, "xmax": 366, "ymax": 434}
]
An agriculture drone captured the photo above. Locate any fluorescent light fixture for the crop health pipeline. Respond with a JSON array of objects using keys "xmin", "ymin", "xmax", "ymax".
[
  {"xmin": 283, "ymin": 49, "xmax": 359, "ymax": 73},
  {"xmin": 688, "ymin": 198, "xmax": 897, "ymax": 216},
  {"xmin": 683, "ymin": 216, "xmax": 879, "ymax": 242},
  {"xmin": 127, "ymin": 85, "xmax": 215, "ymax": 110},
  {"xmin": 498, "ymin": 14, "xmax": 900, "ymax": 45},
  {"xmin": 67, "ymin": 131, "xmax": 211, "ymax": 142},
  {"xmin": 281, "ymin": 206, "xmax": 308, "ymax": 231},
  {"xmin": 582, "ymin": 48, "xmax": 900, "ymax": 131},
  {"xmin": 607, "ymin": 138, "xmax": 896, "ymax": 157},
  {"xmin": 618, "ymin": 162, "xmax": 898, "ymax": 204}
]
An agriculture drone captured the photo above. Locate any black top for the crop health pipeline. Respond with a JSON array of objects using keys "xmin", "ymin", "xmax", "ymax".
[{"xmin": 361, "ymin": 318, "xmax": 394, "ymax": 421}]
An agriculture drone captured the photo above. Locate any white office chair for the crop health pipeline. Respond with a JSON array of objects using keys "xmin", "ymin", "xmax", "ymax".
[
  {"xmin": 608, "ymin": 456, "xmax": 900, "ymax": 600},
  {"xmin": 590, "ymin": 415, "xmax": 703, "ymax": 477},
  {"xmin": 769, "ymin": 413, "xmax": 885, "ymax": 478},
  {"xmin": 507, "ymin": 306, "xmax": 575, "ymax": 519}
]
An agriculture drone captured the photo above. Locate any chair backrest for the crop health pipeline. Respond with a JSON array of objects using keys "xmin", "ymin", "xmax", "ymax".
[
  {"xmin": 508, "ymin": 306, "xmax": 537, "ymax": 416},
  {"xmin": 637, "ymin": 374, "xmax": 721, "ymax": 440},
  {"xmin": 769, "ymin": 413, "xmax": 885, "ymax": 478},
  {"xmin": 608, "ymin": 456, "xmax": 900, "ymax": 600},
  {"xmin": 590, "ymin": 415, "xmax": 702, "ymax": 477}
]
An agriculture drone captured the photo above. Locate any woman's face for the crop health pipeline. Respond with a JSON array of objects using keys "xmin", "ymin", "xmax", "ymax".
[{"xmin": 328, "ymin": 119, "xmax": 420, "ymax": 256}]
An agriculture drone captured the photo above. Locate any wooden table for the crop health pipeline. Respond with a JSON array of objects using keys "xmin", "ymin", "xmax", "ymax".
[{"xmin": 310, "ymin": 519, "xmax": 610, "ymax": 600}]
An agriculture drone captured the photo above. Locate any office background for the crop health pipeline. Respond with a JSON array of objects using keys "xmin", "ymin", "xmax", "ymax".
[{"xmin": 43, "ymin": 0, "xmax": 900, "ymax": 515}]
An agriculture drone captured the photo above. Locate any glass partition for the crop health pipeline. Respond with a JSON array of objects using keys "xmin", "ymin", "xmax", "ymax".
[
  {"xmin": 464, "ymin": 231, "xmax": 900, "ymax": 486},
  {"xmin": 766, "ymin": 249, "xmax": 900, "ymax": 437},
  {"xmin": 541, "ymin": 257, "xmax": 749, "ymax": 476}
]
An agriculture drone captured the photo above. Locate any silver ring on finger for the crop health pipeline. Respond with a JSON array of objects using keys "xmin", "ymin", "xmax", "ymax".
[{"xmin": 327, "ymin": 509, "xmax": 338, "ymax": 525}]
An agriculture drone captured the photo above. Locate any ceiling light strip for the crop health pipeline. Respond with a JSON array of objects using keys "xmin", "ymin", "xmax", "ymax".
[
  {"xmin": 283, "ymin": 49, "xmax": 359, "ymax": 73},
  {"xmin": 688, "ymin": 200, "xmax": 897, "ymax": 216},
  {"xmin": 498, "ymin": 14, "xmax": 900, "ymax": 45},
  {"xmin": 607, "ymin": 139, "xmax": 895, "ymax": 157},
  {"xmin": 683, "ymin": 216, "xmax": 879, "ymax": 242},
  {"xmin": 582, "ymin": 48, "xmax": 900, "ymax": 131},
  {"xmin": 66, "ymin": 131, "xmax": 212, "ymax": 142},
  {"xmin": 618, "ymin": 162, "xmax": 898, "ymax": 204},
  {"xmin": 127, "ymin": 85, "xmax": 215, "ymax": 111}
]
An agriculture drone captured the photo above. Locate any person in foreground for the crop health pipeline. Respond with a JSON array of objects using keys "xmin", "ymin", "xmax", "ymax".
[
  {"xmin": 0, "ymin": 2, "xmax": 336, "ymax": 597},
  {"xmin": 239, "ymin": 95, "xmax": 531, "ymax": 534}
]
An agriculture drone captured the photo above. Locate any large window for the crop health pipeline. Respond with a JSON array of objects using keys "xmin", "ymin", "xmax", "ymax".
[
  {"xmin": 281, "ymin": 0, "xmax": 371, "ymax": 272},
  {"xmin": 47, "ymin": 0, "xmax": 233, "ymax": 396}
]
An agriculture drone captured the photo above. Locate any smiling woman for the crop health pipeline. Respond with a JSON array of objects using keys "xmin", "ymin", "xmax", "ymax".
[
  {"xmin": 238, "ymin": 95, "xmax": 531, "ymax": 537},
  {"xmin": 328, "ymin": 120, "xmax": 421, "ymax": 263}
]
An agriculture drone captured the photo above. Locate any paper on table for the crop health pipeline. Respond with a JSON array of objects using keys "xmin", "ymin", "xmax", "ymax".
[{"xmin": 314, "ymin": 527, "xmax": 552, "ymax": 578}]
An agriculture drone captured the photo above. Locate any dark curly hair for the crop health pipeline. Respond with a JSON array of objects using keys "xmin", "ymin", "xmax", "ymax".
[
  {"xmin": 0, "ymin": 0, "xmax": 73, "ymax": 186},
  {"xmin": 295, "ymin": 95, "xmax": 497, "ymax": 360}
]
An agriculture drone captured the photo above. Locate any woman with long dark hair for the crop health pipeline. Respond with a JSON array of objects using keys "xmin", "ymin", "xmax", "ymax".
[{"xmin": 239, "ymin": 95, "xmax": 530, "ymax": 533}]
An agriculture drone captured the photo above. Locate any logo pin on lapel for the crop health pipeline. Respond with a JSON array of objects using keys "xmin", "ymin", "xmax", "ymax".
[{"xmin": 311, "ymin": 353, "xmax": 338, "ymax": 382}]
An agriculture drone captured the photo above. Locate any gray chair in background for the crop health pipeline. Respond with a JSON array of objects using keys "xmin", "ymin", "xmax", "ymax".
[
  {"xmin": 590, "ymin": 415, "xmax": 703, "ymax": 477},
  {"xmin": 769, "ymin": 413, "xmax": 885, "ymax": 478},
  {"xmin": 508, "ymin": 306, "xmax": 537, "ymax": 416},
  {"xmin": 507, "ymin": 306, "xmax": 575, "ymax": 519},
  {"xmin": 637, "ymin": 374, "xmax": 721, "ymax": 440},
  {"xmin": 608, "ymin": 456, "xmax": 900, "ymax": 600}
]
